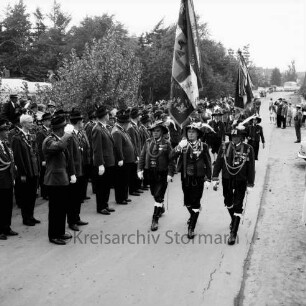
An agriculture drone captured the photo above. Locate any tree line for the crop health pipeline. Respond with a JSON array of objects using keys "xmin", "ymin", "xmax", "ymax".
[{"xmin": 0, "ymin": 0, "xmax": 299, "ymax": 110}]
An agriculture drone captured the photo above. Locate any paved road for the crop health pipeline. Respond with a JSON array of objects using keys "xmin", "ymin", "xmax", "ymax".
[
  {"xmin": 0, "ymin": 95, "xmax": 274, "ymax": 306},
  {"xmin": 239, "ymin": 92, "xmax": 306, "ymax": 305}
]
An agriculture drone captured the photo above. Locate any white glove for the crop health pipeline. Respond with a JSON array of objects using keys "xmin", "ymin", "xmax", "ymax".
[
  {"xmin": 204, "ymin": 181, "xmax": 211, "ymax": 189},
  {"xmin": 118, "ymin": 160, "xmax": 123, "ymax": 167},
  {"xmin": 178, "ymin": 139, "xmax": 188, "ymax": 149},
  {"xmin": 137, "ymin": 171, "xmax": 144, "ymax": 180},
  {"xmin": 42, "ymin": 161, "xmax": 46, "ymax": 167},
  {"xmin": 70, "ymin": 175, "xmax": 77, "ymax": 184},
  {"xmin": 212, "ymin": 181, "xmax": 219, "ymax": 191},
  {"xmin": 64, "ymin": 124, "xmax": 74, "ymax": 134},
  {"xmin": 98, "ymin": 165, "xmax": 105, "ymax": 176},
  {"xmin": 246, "ymin": 186, "xmax": 253, "ymax": 194},
  {"xmin": 167, "ymin": 175, "xmax": 173, "ymax": 183}
]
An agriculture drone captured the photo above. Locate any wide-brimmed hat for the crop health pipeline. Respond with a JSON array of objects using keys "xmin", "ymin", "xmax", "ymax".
[
  {"xmin": 47, "ymin": 101, "xmax": 56, "ymax": 107},
  {"xmin": 231, "ymin": 124, "xmax": 247, "ymax": 137},
  {"xmin": 130, "ymin": 107, "xmax": 140, "ymax": 119},
  {"xmin": 0, "ymin": 117, "xmax": 10, "ymax": 132},
  {"xmin": 41, "ymin": 112, "xmax": 52, "ymax": 121},
  {"xmin": 9, "ymin": 93, "xmax": 18, "ymax": 99},
  {"xmin": 54, "ymin": 109, "xmax": 67, "ymax": 117},
  {"xmin": 96, "ymin": 105, "xmax": 109, "ymax": 118},
  {"xmin": 186, "ymin": 122, "xmax": 204, "ymax": 138},
  {"xmin": 148, "ymin": 120, "xmax": 168, "ymax": 134},
  {"xmin": 69, "ymin": 109, "xmax": 83, "ymax": 121},
  {"xmin": 116, "ymin": 109, "xmax": 131, "ymax": 123},
  {"xmin": 87, "ymin": 109, "xmax": 96, "ymax": 120},
  {"xmin": 51, "ymin": 115, "xmax": 67, "ymax": 129},
  {"xmin": 140, "ymin": 114, "xmax": 151, "ymax": 124},
  {"xmin": 211, "ymin": 110, "xmax": 223, "ymax": 116},
  {"xmin": 253, "ymin": 116, "xmax": 262, "ymax": 123}
]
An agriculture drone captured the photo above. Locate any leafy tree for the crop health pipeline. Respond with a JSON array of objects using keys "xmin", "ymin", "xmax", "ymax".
[
  {"xmin": 66, "ymin": 14, "xmax": 128, "ymax": 56},
  {"xmin": 45, "ymin": 31, "xmax": 142, "ymax": 112},
  {"xmin": 0, "ymin": 0, "xmax": 32, "ymax": 77},
  {"xmin": 270, "ymin": 67, "xmax": 282, "ymax": 86}
]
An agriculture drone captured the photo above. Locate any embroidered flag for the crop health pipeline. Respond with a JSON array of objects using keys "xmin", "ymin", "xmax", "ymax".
[
  {"xmin": 234, "ymin": 51, "xmax": 254, "ymax": 109},
  {"xmin": 169, "ymin": 0, "xmax": 202, "ymax": 128}
]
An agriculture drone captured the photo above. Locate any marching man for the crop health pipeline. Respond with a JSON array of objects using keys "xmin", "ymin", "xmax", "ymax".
[
  {"xmin": 137, "ymin": 120, "xmax": 175, "ymax": 231},
  {"xmin": 172, "ymin": 122, "xmax": 212, "ymax": 239},
  {"xmin": 212, "ymin": 123, "xmax": 255, "ymax": 245}
]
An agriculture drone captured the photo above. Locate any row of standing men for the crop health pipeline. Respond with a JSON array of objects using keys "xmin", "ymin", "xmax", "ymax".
[{"xmin": 0, "ymin": 102, "xmax": 263, "ymax": 245}]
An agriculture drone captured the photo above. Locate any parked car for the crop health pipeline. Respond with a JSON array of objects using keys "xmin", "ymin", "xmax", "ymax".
[{"xmin": 298, "ymin": 139, "xmax": 306, "ymax": 161}]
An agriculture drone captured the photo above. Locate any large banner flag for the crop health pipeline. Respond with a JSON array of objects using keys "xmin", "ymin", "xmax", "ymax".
[
  {"xmin": 169, "ymin": 0, "xmax": 202, "ymax": 128},
  {"xmin": 234, "ymin": 51, "xmax": 254, "ymax": 109}
]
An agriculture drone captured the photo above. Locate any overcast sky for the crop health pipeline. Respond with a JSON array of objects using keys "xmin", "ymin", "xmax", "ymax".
[{"xmin": 1, "ymin": 0, "xmax": 306, "ymax": 72}]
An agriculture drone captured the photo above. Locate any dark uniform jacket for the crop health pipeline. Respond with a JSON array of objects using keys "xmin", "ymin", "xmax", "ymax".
[
  {"xmin": 92, "ymin": 121, "xmax": 116, "ymax": 167},
  {"xmin": 0, "ymin": 140, "xmax": 15, "ymax": 189},
  {"xmin": 247, "ymin": 124, "xmax": 265, "ymax": 143},
  {"xmin": 138, "ymin": 138, "xmax": 175, "ymax": 176},
  {"xmin": 78, "ymin": 129, "xmax": 91, "ymax": 167},
  {"xmin": 139, "ymin": 124, "xmax": 150, "ymax": 149},
  {"xmin": 127, "ymin": 121, "xmax": 141, "ymax": 157},
  {"xmin": 112, "ymin": 124, "xmax": 136, "ymax": 164},
  {"xmin": 212, "ymin": 141, "xmax": 255, "ymax": 186},
  {"xmin": 36, "ymin": 125, "xmax": 50, "ymax": 164},
  {"xmin": 84, "ymin": 120, "xmax": 95, "ymax": 164},
  {"xmin": 209, "ymin": 120, "xmax": 225, "ymax": 140},
  {"xmin": 172, "ymin": 141, "xmax": 212, "ymax": 179},
  {"xmin": 1, "ymin": 101, "xmax": 18, "ymax": 123},
  {"xmin": 42, "ymin": 133, "xmax": 71, "ymax": 186},
  {"xmin": 11, "ymin": 130, "xmax": 40, "ymax": 178},
  {"xmin": 67, "ymin": 130, "xmax": 83, "ymax": 177}
]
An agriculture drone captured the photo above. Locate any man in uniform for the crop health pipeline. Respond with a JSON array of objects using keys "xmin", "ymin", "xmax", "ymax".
[
  {"xmin": 1, "ymin": 93, "xmax": 19, "ymax": 123},
  {"xmin": 0, "ymin": 117, "xmax": 18, "ymax": 240},
  {"xmin": 92, "ymin": 105, "xmax": 116, "ymax": 215},
  {"xmin": 11, "ymin": 114, "xmax": 40, "ymax": 226},
  {"xmin": 112, "ymin": 109, "xmax": 136, "ymax": 205},
  {"xmin": 212, "ymin": 123, "xmax": 255, "ymax": 245},
  {"xmin": 294, "ymin": 104, "xmax": 303, "ymax": 143},
  {"xmin": 36, "ymin": 112, "xmax": 52, "ymax": 199},
  {"xmin": 43, "ymin": 115, "xmax": 72, "ymax": 245},
  {"xmin": 127, "ymin": 107, "xmax": 142, "ymax": 196},
  {"xmin": 209, "ymin": 110, "xmax": 225, "ymax": 163},
  {"xmin": 247, "ymin": 116, "xmax": 265, "ymax": 161},
  {"xmin": 66, "ymin": 109, "xmax": 88, "ymax": 231}
]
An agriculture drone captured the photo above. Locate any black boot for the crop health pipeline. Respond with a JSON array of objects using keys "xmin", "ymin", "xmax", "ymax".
[
  {"xmin": 151, "ymin": 207, "xmax": 160, "ymax": 231},
  {"xmin": 227, "ymin": 206, "xmax": 234, "ymax": 230},
  {"xmin": 227, "ymin": 215, "xmax": 241, "ymax": 245},
  {"xmin": 159, "ymin": 204, "xmax": 165, "ymax": 217},
  {"xmin": 188, "ymin": 211, "xmax": 199, "ymax": 239},
  {"xmin": 186, "ymin": 206, "xmax": 192, "ymax": 225}
]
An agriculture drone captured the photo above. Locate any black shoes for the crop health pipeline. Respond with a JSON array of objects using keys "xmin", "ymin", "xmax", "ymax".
[
  {"xmin": 294, "ymin": 140, "xmax": 301, "ymax": 143},
  {"xmin": 4, "ymin": 229, "xmax": 18, "ymax": 236},
  {"xmin": 151, "ymin": 207, "xmax": 160, "ymax": 231},
  {"xmin": 49, "ymin": 238, "xmax": 66, "ymax": 245},
  {"xmin": 125, "ymin": 199, "xmax": 132, "ymax": 202},
  {"xmin": 23, "ymin": 220, "xmax": 36, "ymax": 226},
  {"xmin": 84, "ymin": 196, "xmax": 91, "ymax": 200},
  {"xmin": 98, "ymin": 209, "xmax": 111, "ymax": 215},
  {"xmin": 31, "ymin": 218, "xmax": 41, "ymax": 224},
  {"xmin": 76, "ymin": 220, "xmax": 88, "ymax": 226},
  {"xmin": 106, "ymin": 207, "xmax": 116, "ymax": 212},
  {"xmin": 0, "ymin": 233, "xmax": 7, "ymax": 240},
  {"xmin": 69, "ymin": 224, "xmax": 80, "ymax": 231},
  {"xmin": 130, "ymin": 192, "xmax": 140, "ymax": 196},
  {"xmin": 59, "ymin": 233, "xmax": 72, "ymax": 240},
  {"xmin": 117, "ymin": 200, "xmax": 128, "ymax": 205},
  {"xmin": 227, "ymin": 216, "xmax": 241, "ymax": 245}
]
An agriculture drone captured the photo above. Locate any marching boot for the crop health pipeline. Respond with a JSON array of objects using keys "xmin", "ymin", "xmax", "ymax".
[
  {"xmin": 159, "ymin": 203, "xmax": 165, "ymax": 217},
  {"xmin": 227, "ymin": 206, "xmax": 234, "ymax": 230},
  {"xmin": 187, "ymin": 211, "xmax": 199, "ymax": 239},
  {"xmin": 186, "ymin": 206, "xmax": 192, "ymax": 225},
  {"xmin": 227, "ymin": 215, "xmax": 241, "ymax": 245},
  {"xmin": 151, "ymin": 206, "xmax": 160, "ymax": 231}
]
